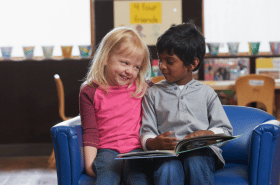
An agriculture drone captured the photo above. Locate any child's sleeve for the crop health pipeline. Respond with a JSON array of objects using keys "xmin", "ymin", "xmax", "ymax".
[
  {"xmin": 140, "ymin": 89, "xmax": 159, "ymax": 150},
  {"xmin": 79, "ymin": 86, "xmax": 99, "ymax": 148},
  {"xmin": 207, "ymin": 90, "xmax": 233, "ymax": 137}
]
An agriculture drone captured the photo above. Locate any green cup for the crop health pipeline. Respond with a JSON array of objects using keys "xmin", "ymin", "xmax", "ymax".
[
  {"xmin": 249, "ymin": 42, "xmax": 260, "ymax": 55},
  {"xmin": 207, "ymin": 43, "xmax": 220, "ymax": 55}
]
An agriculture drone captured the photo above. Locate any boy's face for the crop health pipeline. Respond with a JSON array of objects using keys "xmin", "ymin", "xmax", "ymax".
[{"xmin": 158, "ymin": 50, "xmax": 193, "ymax": 85}]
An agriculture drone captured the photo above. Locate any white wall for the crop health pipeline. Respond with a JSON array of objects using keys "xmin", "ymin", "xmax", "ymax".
[
  {"xmin": 0, "ymin": 0, "xmax": 91, "ymax": 57},
  {"xmin": 204, "ymin": 0, "xmax": 280, "ymax": 53}
]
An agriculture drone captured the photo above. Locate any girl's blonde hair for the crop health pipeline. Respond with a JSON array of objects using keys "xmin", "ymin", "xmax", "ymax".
[{"xmin": 84, "ymin": 27, "xmax": 150, "ymax": 97}]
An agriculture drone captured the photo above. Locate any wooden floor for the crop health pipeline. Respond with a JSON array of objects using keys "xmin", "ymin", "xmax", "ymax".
[
  {"xmin": 0, "ymin": 156, "xmax": 57, "ymax": 185},
  {"xmin": 0, "ymin": 156, "xmax": 278, "ymax": 185}
]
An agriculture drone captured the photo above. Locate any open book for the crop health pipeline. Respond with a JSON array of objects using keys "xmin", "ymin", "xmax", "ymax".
[{"xmin": 116, "ymin": 134, "xmax": 241, "ymax": 159}]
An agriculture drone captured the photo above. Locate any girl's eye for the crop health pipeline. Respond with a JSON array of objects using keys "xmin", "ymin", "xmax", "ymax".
[
  {"xmin": 134, "ymin": 66, "xmax": 140, "ymax": 70},
  {"xmin": 122, "ymin": 61, "xmax": 128, "ymax": 65}
]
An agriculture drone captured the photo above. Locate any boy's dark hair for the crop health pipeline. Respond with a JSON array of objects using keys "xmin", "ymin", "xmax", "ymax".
[{"xmin": 156, "ymin": 21, "xmax": 205, "ymax": 71}]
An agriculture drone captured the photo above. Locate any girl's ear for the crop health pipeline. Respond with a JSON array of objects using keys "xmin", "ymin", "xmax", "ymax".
[{"xmin": 188, "ymin": 58, "xmax": 200, "ymax": 71}]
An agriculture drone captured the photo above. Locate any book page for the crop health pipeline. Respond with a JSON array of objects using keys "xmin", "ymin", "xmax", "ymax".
[{"xmin": 175, "ymin": 134, "xmax": 241, "ymax": 155}]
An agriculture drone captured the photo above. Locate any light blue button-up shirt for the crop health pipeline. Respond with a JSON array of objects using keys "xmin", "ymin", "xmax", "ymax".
[{"xmin": 140, "ymin": 79, "xmax": 233, "ymax": 169}]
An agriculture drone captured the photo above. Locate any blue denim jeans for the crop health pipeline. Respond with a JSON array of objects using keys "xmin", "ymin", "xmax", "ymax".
[
  {"xmin": 92, "ymin": 149, "xmax": 152, "ymax": 185},
  {"xmin": 153, "ymin": 147, "xmax": 216, "ymax": 185}
]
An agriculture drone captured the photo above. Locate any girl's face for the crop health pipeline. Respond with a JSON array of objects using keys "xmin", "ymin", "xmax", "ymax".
[{"xmin": 105, "ymin": 44, "xmax": 144, "ymax": 86}]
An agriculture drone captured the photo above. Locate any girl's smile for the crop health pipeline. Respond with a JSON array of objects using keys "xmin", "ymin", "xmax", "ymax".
[{"xmin": 105, "ymin": 44, "xmax": 144, "ymax": 86}]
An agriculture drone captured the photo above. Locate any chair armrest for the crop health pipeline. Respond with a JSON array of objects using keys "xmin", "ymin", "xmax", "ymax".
[
  {"xmin": 248, "ymin": 123, "xmax": 279, "ymax": 185},
  {"xmin": 51, "ymin": 116, "xmax": 84, "ymax": 185}
]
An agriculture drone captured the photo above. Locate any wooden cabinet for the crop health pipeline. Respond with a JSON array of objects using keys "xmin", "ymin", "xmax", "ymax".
[{"xmin": 0, "ymin": 59, "xmax": 90, "ymax": 144}]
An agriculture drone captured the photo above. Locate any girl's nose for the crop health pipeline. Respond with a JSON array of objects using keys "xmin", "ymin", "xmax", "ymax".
[{"xmin": 125, "ymin": 66, "xmax": 133, "ymax": 75}]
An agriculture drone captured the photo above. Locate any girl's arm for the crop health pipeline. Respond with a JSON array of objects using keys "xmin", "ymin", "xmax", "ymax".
[
  {"xmin": 79, "ymin": 85, "xmax": 100, "ymax": 177},
  {"xmin": 84, "ymin": 146, "xmax": 97, "ymax": 177}
]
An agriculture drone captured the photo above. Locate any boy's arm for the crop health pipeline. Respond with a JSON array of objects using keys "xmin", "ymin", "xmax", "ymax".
[
  {"xmin": 207, "ymin": 91, "xmax": 233, "ymax": 136},
  {"xmin": 140, "ymin": 89, "xmax": 178, "ymax": 150},
  {"xmin": 183, "ymin": 89, "xmax": 231, "ymax": 140},
  {"xmin": 140, "ymin": 90, "xmax": 159, "ymax": 150}
]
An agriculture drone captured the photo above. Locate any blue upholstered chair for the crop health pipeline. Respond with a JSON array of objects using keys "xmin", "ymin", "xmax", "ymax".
[{"xmin": 50, "ymin": 105, "xmax": 280, "ymax": 185}]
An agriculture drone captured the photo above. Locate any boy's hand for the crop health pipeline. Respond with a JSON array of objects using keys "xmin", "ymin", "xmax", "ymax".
[
  {"xmin": 184, "ymin": 130, "xmax": 215, "ymax": 140},
  {"xmin": 146, "ymin": 131, "xmax": 178, "ymax": 150}
]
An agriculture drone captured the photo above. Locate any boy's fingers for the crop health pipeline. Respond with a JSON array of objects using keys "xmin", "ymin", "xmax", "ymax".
[
  {"xmin": 163, "ymin": 137, "xmax": 178, "ymax": 144},
  {"xmin": 160, "ymin": 131, "xmax": 172, "ymax": 137},
  {"xmin": 165, "ymin": 137, "xmax": 178, "ymax": 142}
]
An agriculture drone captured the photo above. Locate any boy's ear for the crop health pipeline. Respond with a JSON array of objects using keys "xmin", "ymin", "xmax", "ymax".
[{"xmin": 188, "ymin": 58, "xmax": 200, "ymax": 71}]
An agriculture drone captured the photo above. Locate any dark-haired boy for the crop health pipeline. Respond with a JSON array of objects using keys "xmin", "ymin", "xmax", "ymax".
[{"xmin": 140, "ymin": 22, "xmax": 233, "ymax": 185}]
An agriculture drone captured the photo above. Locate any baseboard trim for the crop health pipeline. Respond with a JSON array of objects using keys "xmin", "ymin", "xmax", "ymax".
[{"xmin": 0, "ymin": 143, "xmax": 53, "ymax": 157}]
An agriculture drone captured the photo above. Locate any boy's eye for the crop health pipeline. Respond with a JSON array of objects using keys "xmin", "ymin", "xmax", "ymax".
[
  {"xmin": 121, "ymin": 61, "xmax": 128, "ymax": 65},
  {"xmin": 134, "ymin": 66, "xmax": 140, "ymax": 70},
  {"xmin": 167, "ymin": 60, "xmax": 173, "ymax": 65}
]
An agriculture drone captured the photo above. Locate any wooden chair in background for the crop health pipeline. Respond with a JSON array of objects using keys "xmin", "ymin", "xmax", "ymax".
[
  {"xmin": 235, "ymin": 74, "xmax": 275, "ymax": 115},
  {"xmin": 48, "ymin": 74, "xmax": 73, "ymax": 169},
  {"xmin": 54, "ymin": 74, "xmax": 73, "ymax": 121}
]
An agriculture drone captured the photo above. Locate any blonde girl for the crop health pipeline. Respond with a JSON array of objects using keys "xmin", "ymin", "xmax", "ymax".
[{"xmin": 79, "ymin": 27, "xmax": 152, "ymax": 185}]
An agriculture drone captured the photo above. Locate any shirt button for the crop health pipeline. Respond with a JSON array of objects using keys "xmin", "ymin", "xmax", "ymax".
[{"xmin": 174, "ymin": 87, "xmax": 178, "ymax": 90}]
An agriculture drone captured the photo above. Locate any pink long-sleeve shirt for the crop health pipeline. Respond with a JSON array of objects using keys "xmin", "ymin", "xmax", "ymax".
[{"xmin": 79, "ymin": 82, "xmax": 142, "ymax": 154}]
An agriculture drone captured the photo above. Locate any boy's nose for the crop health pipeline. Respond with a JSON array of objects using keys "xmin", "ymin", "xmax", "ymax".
[{"xmin": 159, "ymin": 62, "xmax": 166, "ymax": 71}]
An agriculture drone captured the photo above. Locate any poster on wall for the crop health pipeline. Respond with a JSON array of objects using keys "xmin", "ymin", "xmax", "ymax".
[
  {"xmin": 204, "ymin": 58, "xmax": 250, "ymax": 81},
  {"xmin": 114, "ymin": 0, "xmax": 182, "ymax": 45},
  {"xmin": 256, "ymin": 57, "xmax": 280, "ymax": 79}
]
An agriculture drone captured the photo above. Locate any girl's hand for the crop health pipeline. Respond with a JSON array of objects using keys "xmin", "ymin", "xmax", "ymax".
[
  {"xmin": 84, "ymin": 146, "xmax": 97, "ymax": 177},
  {"xmin": 183, "ymin": 130, "xmax": 215, "ymax": 140},
  {"xmin": 146, "ymin": 131, "xmax": 178, "ymax": 150},
  {"xmin": 85, "ymin": 165, "xmax": 96, "ymax": 177}
]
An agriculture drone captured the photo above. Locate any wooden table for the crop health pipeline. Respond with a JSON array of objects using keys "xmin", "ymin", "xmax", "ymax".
[{"xmin": 201, "ymin": 80, "xmax": 280, "ymax": 120}]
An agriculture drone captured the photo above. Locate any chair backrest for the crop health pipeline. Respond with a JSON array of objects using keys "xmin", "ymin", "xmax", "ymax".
[
  {"xmin": 51, "ymin": 106, "xmax": 279, "ymax": 184},
  {"xmin": 54, "ymin": 74, "xmax": 71, "ymax": 121},
  {"xmin": 235, "ymin": 74, "xmax": 275, "ymax": 115},
  {"xmin": 151, "ymin": 76, "xmax": 165, "ymax": 83},
  {"xmin": 222, "ymin": 105, "xmax": 277, "ymax": 164}
]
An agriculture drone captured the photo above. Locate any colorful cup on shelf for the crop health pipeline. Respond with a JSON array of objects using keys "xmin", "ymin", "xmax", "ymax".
[
  {"xmin": 227, "ymin": 42, "xmax": 239, "ymax": 55},
  {"xmin": 248, "ymin": 42, "xmax": 260, "ymax": 55},
  {"xmin": 1, "ymin": 47, "xmax": 13, "ymax": 60},
  {"xmin": 61, "ymin": 46, "xmax": 73, "ymax": 58},
  {"xmin": 23, "ymin": 46, "xmax": 35, "ymax": 59},
  {"xmin": 269, "ymin": 42, "xmax": 280, "ymax": 55},
  {"xmin": 42, "ymin": 46, "xmax": 54, "ymax": 59},
  {"xmin": 207, "ymin": 43, "xmax": 220, "ymax": 55},
  {"xmin": 78, "ymin": 45, "xmax": 92, "ymax": 58}
]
